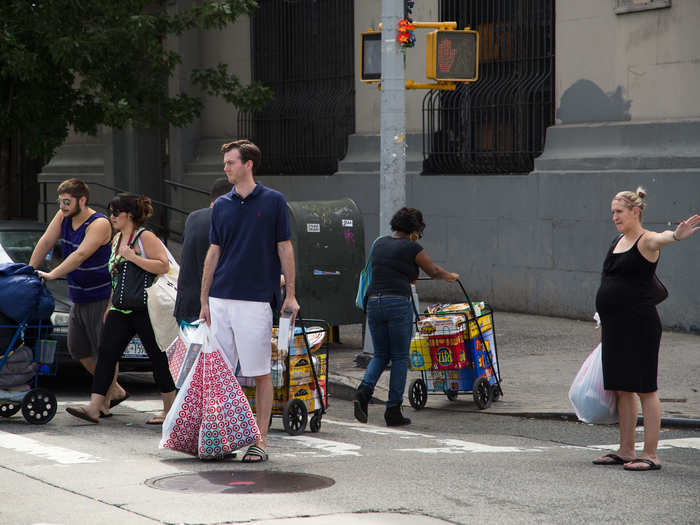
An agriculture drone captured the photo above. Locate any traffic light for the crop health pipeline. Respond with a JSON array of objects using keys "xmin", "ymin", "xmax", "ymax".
[
  {"xmin": 361, "ymin": 31, "xmax": 381, "ymax": 82},
  {"xmin": 426, "ymin": 29, "xmax": 479, "ymax": 82}
]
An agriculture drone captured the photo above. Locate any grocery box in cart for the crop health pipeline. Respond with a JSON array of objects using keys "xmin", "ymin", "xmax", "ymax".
[
  {"xmin": 409, "ymin": 335, "xmax": 432, "ymax": 370},
  {"xmin": 417, "ymin": 315, "xmax": 468, "ymax": 370}
]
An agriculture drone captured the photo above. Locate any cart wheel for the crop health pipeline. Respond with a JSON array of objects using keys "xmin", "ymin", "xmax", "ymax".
[
  {"xmin": 22, "ymin": 389, "xmax": 57, "ymax": 425},
  {"xmin": 472, "ymin": 377, "xmax": 493, "ymax": 410},
  {"xmin": 446, "ymin": 390, "xmax": 459, "ymax": 401},
  {"xmin": 0, "ymin": 401, "xmax": 21, "ymax": 417},
  {"xmin": 492, "ymin": 384, "xmax": 502, "ymax": 402},
  {"xmin": 283, "ymin": 399, "xmax": 308, "ymax": 435},
  {"xmin": 408, "ymin": 379, "xmax": 427, "ymax": 410},
  {"xmin": 309, "ymin": 410, "xmax": 322, "ymax": 433}
]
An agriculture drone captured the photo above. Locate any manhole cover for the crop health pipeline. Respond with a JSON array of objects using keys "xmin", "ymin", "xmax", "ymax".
[{"xmin": 146, "ymin": 471, "xmax": 335, "ymax": 494}]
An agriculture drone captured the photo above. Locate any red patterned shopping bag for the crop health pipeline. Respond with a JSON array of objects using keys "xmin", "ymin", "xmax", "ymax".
[
  {"xmin": 160, "ymin": 347, "xmax": 205, "ymax": 456},
  {"xmin": 160, "ymin": 335, "xmax": 260, "ymax": 458},
  {"xmin": 198, "ymin": 348, "xmax": 261, "ymax": 458}
]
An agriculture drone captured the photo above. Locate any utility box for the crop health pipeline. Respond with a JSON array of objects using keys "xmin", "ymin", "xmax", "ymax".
[{"xmin": 287, "ymin": 199, "xmax": 365, "ymax": 326}]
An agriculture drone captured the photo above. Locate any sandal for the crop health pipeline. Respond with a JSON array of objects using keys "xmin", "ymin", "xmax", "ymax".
[
  {"xmin": 592, "ymin": 453, "xmax": 633, "ymax": 466},
  {"xmin": 109, "ymin": 391, "xmax": 131, "ymax": 409},
  {"xmin": 241, "ymin": 445, "xmax": 268, "ymax": 463},
  {"xmin": 624, "ymin": 458, "xmax": 662, "ymax": 471},
  {"xmin": 146, "ymin": 416, "xmax": 165, "ymax": 425},
  {"xmin": 66, "ymin": 406, "xmax": 99, "ymax": 424}
]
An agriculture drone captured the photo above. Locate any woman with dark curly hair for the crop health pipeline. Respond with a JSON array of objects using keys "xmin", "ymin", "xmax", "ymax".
[
  {"xmin": 354, "ymin": 207, "xmax": 459, "ymax": 426},
  {"xmin": 66, "ymin": 193, "xmax": 177, "ymax": 425}
]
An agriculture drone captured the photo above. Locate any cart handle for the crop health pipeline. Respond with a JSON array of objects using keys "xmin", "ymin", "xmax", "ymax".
[{"xmin": 416, "ymin": 277, "xmax": 469, "ymax": 300}]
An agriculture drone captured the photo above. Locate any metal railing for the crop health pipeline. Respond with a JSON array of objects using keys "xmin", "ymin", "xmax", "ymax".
[
  {"xmin": 39, "ymin": 179, "xmax": 206, "ymax": 244},
  {"xmin": 423, "ymin": 0, "xmax": 555, "ymax": 174},
  {"xmin": 238, "ymin": 0, "xmax": 355, "ymax": 175}
]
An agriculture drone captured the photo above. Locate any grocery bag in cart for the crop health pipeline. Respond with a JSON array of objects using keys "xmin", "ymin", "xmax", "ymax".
[{"xmin": 160, "ymin": 326, "xmax": 261, "ymax": 458}]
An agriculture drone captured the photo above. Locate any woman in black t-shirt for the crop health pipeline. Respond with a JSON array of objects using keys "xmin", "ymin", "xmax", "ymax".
[{"xmin": 354, "ymin": 208, "xmax": 459, "ymax": 426}]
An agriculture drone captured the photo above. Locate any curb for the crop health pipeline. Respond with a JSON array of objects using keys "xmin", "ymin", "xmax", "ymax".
[{"xmin": 327, "ymin": 377, "xmax": 700, "ymax": 429}]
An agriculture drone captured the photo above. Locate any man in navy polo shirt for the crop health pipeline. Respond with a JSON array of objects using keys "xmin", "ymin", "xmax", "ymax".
[{"xmin": 200, "ymin": 139, "xmax": 299, "ymax": 463}]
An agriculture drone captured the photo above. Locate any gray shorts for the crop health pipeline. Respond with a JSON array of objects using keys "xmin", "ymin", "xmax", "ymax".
[{"xmin": 68, "ymin": 299, "xmax": 109, "ymax": 360}]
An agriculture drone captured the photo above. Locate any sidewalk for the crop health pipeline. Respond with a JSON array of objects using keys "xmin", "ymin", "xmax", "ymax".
[{"xmin": 326, "ymin": 311, "xmax": 700, "ymax": 425}]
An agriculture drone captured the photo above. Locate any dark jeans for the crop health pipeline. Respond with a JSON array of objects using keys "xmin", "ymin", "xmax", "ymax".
[
  {"xmin": 92, "ymin": 309, "xmax": 176, "ymax": 396},
  {"xmin": 360, "ymin": 295, "xmax": 413, "ymax": 408}
]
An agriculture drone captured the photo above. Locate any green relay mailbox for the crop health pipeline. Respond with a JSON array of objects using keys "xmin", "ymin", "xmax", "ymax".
[{"xmin": 287, "ymin": 199, "xmax": 365, "ymax": 326}]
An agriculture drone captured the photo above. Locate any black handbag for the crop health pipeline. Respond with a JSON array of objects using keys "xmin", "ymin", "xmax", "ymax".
[
  {"xmin": 649, "ymin": 273, "xmax": 668, "ymax": 305},
  {"xmin": 112, "ymin": 229, "xmax": 156, "ymax": 311}
]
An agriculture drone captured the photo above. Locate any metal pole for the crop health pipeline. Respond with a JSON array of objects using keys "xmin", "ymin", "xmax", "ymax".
[{"xmin": 379, "ymin": 0, "xmax": 406, "ymax": 236}]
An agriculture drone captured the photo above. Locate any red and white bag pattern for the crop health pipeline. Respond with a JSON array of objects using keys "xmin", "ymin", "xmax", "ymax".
[{"xmin": 160, "ymin": 328, "xmax": 260, "ymax": 458}]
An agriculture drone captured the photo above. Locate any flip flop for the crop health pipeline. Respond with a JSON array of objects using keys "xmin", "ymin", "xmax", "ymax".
[
  {"xmin": 146, "ymin": 416, "xmax": 165, "ymax": 425},
  {"xmin": 99, "ymin": 411, "xmax": 113, "ymax": 419},
  {"xmin": 592, "ymin": 453, "xmax": 632, "ymax": 466},
  {"xmin": 66, "ymin": 406, "xmax": 99, "ymax": 424},
  {"xmin": 109, "ymin": 392, "xmax": 130, "ymax": 408},
  {"xmin": 624, "ymin": 458, "xmax": 662, "ymax": 471},
  {"xmin": 241, "ymin": 445, "xmax": 268, "ymax": 463}
]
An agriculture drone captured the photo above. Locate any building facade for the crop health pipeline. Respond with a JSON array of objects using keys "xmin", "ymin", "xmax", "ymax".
[{"xmin": 40, "ymin": 0, "xmax": 700, "ymax": 331}]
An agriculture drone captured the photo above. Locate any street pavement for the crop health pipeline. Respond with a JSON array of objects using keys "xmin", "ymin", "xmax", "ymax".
[{"xmin": 328, "ymin": 311, "xmax": 700, "ymax": 424}]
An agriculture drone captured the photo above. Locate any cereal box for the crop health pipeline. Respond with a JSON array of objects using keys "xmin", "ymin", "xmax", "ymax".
[
  {"xmin": 428, "ymin": 332, "xmax": 468, "ymax": 369},
  {"xmin": 409, "ymin": 335, "xmax": 432, "ymax": 370}
]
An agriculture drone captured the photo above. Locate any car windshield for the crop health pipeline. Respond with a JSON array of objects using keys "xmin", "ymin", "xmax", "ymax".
[{"xmin": 0, "ymin": 231, "xmax": 63, "ymax": 272}]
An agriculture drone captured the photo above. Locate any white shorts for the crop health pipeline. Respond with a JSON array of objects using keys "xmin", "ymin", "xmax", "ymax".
[{"xmin": 208, "ymin": 297, "xmax": 272, "ymax": 377}]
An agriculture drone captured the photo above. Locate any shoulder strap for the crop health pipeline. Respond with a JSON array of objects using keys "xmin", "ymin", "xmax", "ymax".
[{"xmin": 128, "ymin": 228, "xmax": 147, "ymax": 248}]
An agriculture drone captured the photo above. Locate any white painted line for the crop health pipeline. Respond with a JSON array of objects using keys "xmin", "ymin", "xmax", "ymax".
[
  {"xmin": 397, "ymin": 438, "xmax": 545, "ymax": 455},
  {"xmin": 58, "ymin": 400, "xmax": 163, "ymax": 413},
  {"xmin": 0, "ymin": 430, "xmax": 101, "ymax": 465},
  {"xmin": 323, "ymin": 418, "xmax": 435, "ymax": 439},
  {"xmin": 589, "ymin": 438, "xmax": 700, "ymax": 452},
  {"xmin": 275, "ymin": 435, "xmax": 362, "ymax": 456}
]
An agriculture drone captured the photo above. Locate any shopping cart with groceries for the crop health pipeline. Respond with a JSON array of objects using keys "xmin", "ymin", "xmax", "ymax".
[
  {"xmin": 237, "ymin": 314, "xmax": 329, "ymax": 435},
  {"xmin": 408, "ymin": 279, "xmax": 502, "ymax": 410}
]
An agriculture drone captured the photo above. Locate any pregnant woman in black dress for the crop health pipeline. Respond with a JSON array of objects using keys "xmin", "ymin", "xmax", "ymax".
[{"xmin": 593, "ymin": 187, "xmax": 699, "ymax": 471}]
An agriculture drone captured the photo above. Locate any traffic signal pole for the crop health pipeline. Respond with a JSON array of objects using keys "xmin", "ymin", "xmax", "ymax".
[{"xmin": 379, "ymin": 0, "xmax": 406, "ymax": 236}]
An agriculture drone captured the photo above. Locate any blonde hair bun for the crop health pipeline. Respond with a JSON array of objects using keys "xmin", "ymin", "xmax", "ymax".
[{"xmin": 635, "ymin": 186, "xmax": 647, "ymax": 200}]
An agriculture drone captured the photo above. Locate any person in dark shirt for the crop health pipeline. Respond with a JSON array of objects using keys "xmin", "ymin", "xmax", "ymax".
[
  {"xmin": 354, "ymin": 207, "xmax": 459, "ymax": 426},
  {"xmin": 174, "ymin": 178, "xmax": 233, "ymax": 325},
  {"xmin": 200, "ymin": 139, "xmax": 299, "ymax": 463}
]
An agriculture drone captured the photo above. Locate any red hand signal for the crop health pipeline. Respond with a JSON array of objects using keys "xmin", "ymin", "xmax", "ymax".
[{"xmin": 438, "ymin": 38, "xmax": 457, "ymax": 73}]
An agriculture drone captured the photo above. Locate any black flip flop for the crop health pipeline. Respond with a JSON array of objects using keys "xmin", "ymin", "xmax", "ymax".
[
  {"xmin": 624, "ymin": 458, "xmax": 662, "ymax": 471},
  {"xmin": 99, "ymin": 411, "xmax": 113, "ymax": 418},
  {"xmin": 109, "ymin": 391, "xmax": 130, "ymax": 408},
  {"xmin": 66, "ymin": 406, "xmax": 99, "ymax": 424},
  {"xmin": 592, "ymin": 453, "xmax": 632, "ymax": 466}
]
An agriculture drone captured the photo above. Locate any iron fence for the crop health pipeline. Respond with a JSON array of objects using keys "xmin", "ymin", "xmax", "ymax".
[
  {"xmin": 423, "ymin": 0, "xmax": 555, "ymax": 174},
  {"xmin": 238, "ymin": 0, "xmax": 355, "ymax": 175}
]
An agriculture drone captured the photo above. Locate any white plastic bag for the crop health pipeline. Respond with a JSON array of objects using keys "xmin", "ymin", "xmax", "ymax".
[
  {"xmin": 175, "ymin": 322, "xmax": 207, "ymax": 389},
  {"xmin": 568, "ymin": 343, "xmax": 618, "ymax": 424},
  {"xmin": 147, "ymin": 244, "xmax": 180, "ymax": 351}
]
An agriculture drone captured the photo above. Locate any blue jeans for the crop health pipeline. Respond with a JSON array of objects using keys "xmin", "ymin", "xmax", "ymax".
[{"xmin": 360, "ymin": 295, "xmax": 413, "ymax": 408}]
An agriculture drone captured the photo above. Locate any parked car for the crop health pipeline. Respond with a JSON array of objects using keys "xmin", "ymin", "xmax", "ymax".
[{"xmin": 0, "ymin": 220, "xmax": 151, "ymax": 370}]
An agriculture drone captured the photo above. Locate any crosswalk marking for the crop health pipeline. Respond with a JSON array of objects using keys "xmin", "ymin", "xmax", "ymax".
[
  {"xmin": 397, "ymin": 438, "xmax": 545, "ymax": 454},
  {"xmin": 589, "ymin": 438, "xmax": 700, "ymax": 451},
  {"xmin": 323, "ymin": 418, "xmax": 435, "ymax": 438},
  {"xmin": 276, "ymin": 434, "xmax": 361, "ymax": 456},
  {"xmin": 0, "ymin": 430, "xmax": 101, "ymax": 465}
]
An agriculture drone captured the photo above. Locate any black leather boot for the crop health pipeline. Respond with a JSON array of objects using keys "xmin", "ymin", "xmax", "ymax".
[
  {"xmin": 353, "ymin": 384, "xmax": 372, "ymax": 423},
  {"xmin": 384, "ymin": 405, "xmax": 411, "ymax": 427}
]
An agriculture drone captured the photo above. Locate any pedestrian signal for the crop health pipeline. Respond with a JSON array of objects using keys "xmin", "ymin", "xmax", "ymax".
[
  {"xmin": 361, "ymin": 31, "xmax": 381, "ymax": 82},
  {"xmin": 426, "ymin": 29, "xmax": 478, "ymax": 82}
]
